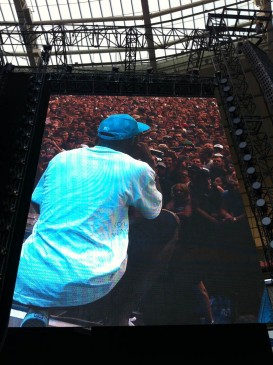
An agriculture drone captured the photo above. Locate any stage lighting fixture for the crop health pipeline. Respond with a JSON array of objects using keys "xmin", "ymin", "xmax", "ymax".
[
  {"xmin": 252, "ymin": 181, "xmax": 262, "ymax": 194},
  {"xmin": 23, "ymin": 117, "xmax": 34, "ymax": 126},
  {"xmin": 246, "ymin": 166, "xmax": 257, "ymax": 180},
  {"xmin": 232, "ymin": 117, "xmax": 242, "ymax": 127},
  {"xmin": 243, "ymin": 153, "xmax": 252, "ymax": 164},
  {"xmin": 26, "ymin": 106, "xmax": 36, "ymax": 114},
  {"xmin": 238, "ymin": 141, "xmax": 248, "ymax": 153},
  {"xmin": 234, "ymin": 128, "xmax": 245, "ymax": 140},
  {"xmin": 226, "ymin": 95, "xmax": 234, "ymax": 104},
  {"xmin": 220, "ymin": 77, "xmax": 228, "ymax": 85},
  {"xmin": 223, "ymin": 85, "xmax": 232, "ymax": 93},
  {"xmin": 262, "ymin": 216, "xmax": 272, "ymax": 228},
  {"xmin": 256, "ymin": 198, "xmax": 267, "ymax": 213},
  {"xmin": 228, "ymin": 105, "xmax": 237, "ymax": 114}
]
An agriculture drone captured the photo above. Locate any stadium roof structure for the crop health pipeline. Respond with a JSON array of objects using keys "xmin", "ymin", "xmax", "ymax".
[{"xmin": 0, "ymin": 0, "xmax": 272, "ymax": 74}]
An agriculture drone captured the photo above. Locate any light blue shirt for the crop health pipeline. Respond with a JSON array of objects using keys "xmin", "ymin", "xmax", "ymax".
[{"xmin": 13, "ymin": 146, "xmax": 162, "ymax": 307}]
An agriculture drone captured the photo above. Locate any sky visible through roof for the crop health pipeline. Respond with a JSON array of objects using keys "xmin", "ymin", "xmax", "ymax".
[{"xmin": 0, "ymin": 1, "xmax": 261, "ymax": 68}]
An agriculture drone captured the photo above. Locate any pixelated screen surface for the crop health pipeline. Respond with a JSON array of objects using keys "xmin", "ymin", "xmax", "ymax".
[{"xmin": 9, "ymin": 94, "xmax": 265, "ymax": 328}]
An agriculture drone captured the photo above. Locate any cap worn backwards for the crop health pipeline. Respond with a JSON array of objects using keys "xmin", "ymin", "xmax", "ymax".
[{"xmin": 98, "ymin": 114, "xmax": 150, "ymax": 140}]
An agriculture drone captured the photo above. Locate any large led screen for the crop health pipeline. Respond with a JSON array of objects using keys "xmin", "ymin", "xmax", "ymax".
[{"xmin": 9, "ymin": 94, "xmax": 265, "ymax": 328}]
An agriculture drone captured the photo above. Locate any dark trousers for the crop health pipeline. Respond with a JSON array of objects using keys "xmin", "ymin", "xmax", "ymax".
[{"xmin": 15, "ymin": 209, "xmax": 180, "ymax": 326}]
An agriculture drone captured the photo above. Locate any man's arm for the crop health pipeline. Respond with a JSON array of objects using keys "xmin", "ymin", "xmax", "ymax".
[{"xmin": 132, "ymin": 141, "xmax": 162, "ymax": 193}]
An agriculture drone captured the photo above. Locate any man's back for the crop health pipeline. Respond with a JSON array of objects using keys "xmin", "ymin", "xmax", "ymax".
[
  {"xmin": 14, "ymin": 145, "xmax": 161, "ymax": 308},
  {"xmin": 13, "ymin": 114, "xmax": 178, "ymax": 328}
]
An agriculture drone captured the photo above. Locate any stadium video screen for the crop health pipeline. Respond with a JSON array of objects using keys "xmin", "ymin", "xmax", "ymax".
[{"xmin": 9, "ymin": 94, "xmax": 265, "ymax": 328}]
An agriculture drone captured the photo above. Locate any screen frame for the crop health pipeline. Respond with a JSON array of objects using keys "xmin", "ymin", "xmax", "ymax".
[{"xmin": 0, "ymin": 72, "xmax": 267, "ymax": 335}]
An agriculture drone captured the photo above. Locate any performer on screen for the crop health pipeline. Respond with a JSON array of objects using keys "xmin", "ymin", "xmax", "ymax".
[{"xmin": 13, "ymin": 113, "xmax": 179, "ymax": 327}]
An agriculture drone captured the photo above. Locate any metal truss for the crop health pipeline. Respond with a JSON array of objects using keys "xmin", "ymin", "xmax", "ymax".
[
  {"xmin": 46, "ymin": 70, "xmax": 215, "ymax": 97},
  {"xmin": 124, "ymin": 27, "xmax": 139, "ymax": 73},
  {"xmin": 241, "ymin": 41, "xmax": 273, "ymax": 113},
  {"xmin": 208, "ymin": 12, "xmax": 273, "ymax": 277},
  {"xmin": 0, "ymin": 24, "xmax": 208, "ymax": 70},
  {"xmin": 0, "ymin": 7, "xmax": 271, "ymax": 72},
  {"xmin": 186, "ymin": 7, "xmax": 272, "ymax": 73}
]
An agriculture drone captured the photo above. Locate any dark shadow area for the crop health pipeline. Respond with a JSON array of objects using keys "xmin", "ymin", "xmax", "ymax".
[{"xmin": 1, "ymin": 324, "xmax": 272, "ymax": 361}]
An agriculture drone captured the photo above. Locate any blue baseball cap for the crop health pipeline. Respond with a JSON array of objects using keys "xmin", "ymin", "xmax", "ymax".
[{"xmin": 98, "ymin": 114, "xmax": 150, "ymax": 140}]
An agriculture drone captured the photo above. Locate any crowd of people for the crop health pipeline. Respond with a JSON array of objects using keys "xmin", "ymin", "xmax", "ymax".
[{"xmin": 23, "ymin": 94, "xmax": 263, "ymax": 325}]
